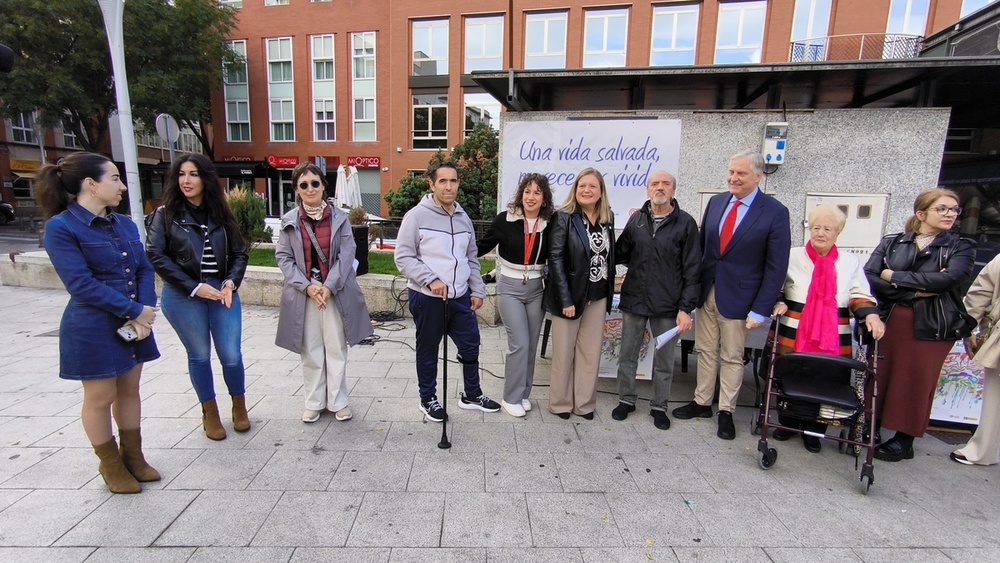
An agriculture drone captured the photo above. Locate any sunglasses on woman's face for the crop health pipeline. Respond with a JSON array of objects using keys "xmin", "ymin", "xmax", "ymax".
[{"xmin": 298, "ymin": 180, "xmax": 323, "ymax": 191}]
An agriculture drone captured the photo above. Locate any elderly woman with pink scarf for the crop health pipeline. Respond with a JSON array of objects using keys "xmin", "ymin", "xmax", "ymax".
[{"xmin": 770, "ymin": 204, "xmax": 885, "ymax": 453}]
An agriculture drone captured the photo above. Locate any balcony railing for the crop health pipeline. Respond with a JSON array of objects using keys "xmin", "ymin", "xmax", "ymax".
[{"xmin": 789, "ymin": 34, "xmax": 922, "ymax": 62}]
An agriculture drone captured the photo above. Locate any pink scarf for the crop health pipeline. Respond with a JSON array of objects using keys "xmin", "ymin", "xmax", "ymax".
[{"xmin": 795, "ymin": 242, "xmax": 840, "ymax": 355}]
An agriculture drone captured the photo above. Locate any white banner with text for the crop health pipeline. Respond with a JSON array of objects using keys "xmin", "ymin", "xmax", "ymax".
[{"xmin": 500, "ymin": 119, "xmax": 682, "ymax": 226}]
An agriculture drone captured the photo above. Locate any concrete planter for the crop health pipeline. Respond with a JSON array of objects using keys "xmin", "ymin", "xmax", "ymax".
[{"xmin": 0, "ymin": 250, "xmax": 500, "ymax": 325}]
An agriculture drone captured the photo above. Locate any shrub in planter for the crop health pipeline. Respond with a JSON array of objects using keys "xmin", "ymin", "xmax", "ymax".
[{"xmin": 227, "ymin": 187, "xmax": 273, "ymax": 250}]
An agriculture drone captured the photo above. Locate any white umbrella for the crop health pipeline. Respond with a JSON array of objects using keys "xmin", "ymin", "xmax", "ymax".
[
  {"xmin": 334, "ymin": 165, "xmax": 348, "ymax": 208},
  {"xmin": 344, "ymin": 165, "xmax": 364, "ymax": 209}
]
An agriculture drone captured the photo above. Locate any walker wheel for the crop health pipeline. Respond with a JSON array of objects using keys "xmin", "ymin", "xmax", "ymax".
[
  {"xmin": 860, "ymin": 463, "xmax": 875, "ymax": 495},
  {"xmin": 759, "ymin": 447, "xmax": 778, "ymax": 470}
]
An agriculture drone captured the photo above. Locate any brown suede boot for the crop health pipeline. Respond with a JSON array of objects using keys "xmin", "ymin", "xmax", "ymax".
[
  {"xmin": 202, "ymin": 399, "xmax": 227, "ymax": 441},
  {"xmin": 231, "ymin": 395, "xmax": 251, "ymax": 433},
  {"xmin": 93, "ymin": 438, "xmax": 141, "ymax": 494},
  {"xmin": 118, "ymin": 428, "xmax": 161, "ymax": 482}
]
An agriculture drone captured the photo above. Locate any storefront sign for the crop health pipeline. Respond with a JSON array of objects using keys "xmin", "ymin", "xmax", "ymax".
[
  {"xmin": 10, "ymin": 159, "xmax": 40, "ymax": 172},
  {"xmin": 223, "ymin": 156, "xmax": 253, "ymax": 162},
  {"xmin": 266, "ymin": 154, "xmax": 299, "ymax": 168},
  {"xmin": 347, "ymin": 156, "xmax": 380, "ymax": 168}
]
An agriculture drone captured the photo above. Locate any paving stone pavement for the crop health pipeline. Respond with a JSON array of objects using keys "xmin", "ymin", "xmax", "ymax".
[{"xmin": 1, "ymin": 284, "xmax": 999, "ymax": 562}]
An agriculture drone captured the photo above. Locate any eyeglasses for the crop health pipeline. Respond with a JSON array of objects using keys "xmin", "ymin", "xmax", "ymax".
[
  {"xmin": 929, "ymin": 206, "xmax": 962, "ymax": 216},
  {"xmin": 298, "ymin": 180, "xmax": 322, "ymax": 191}
]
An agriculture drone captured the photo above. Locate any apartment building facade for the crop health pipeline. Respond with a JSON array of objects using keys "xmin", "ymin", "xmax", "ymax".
[{"xmin": 210, "ymin": 0, "xmax": 984, "ymax": 217}]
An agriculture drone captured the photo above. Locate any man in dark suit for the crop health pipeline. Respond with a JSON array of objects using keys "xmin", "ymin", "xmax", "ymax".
[{"xmin": 672, "ymin": 150, "xmax": 791, "ymax": 440}]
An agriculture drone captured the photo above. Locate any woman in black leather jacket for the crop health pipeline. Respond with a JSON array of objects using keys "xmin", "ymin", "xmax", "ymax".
[
  {"xmin": 864, "ymin": 187, "xmax": 975, "ymax": 462},
  {"xmin": 146, "ymin": 154, "xmax": 251, "ymax": 441},
  {"xmin": 543, "ymin": 167, "xmax": 615, "ymax": 420}
]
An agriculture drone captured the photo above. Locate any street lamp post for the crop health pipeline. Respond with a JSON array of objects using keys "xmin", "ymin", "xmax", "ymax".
[{"xmin": 97, "ymin": 0, "xmax": 146, "ymax": 239}]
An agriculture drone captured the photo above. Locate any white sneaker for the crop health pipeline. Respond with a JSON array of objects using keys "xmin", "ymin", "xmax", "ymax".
[
  {"xmin": 333, "ymin": 406, "xmax": 353, "ymax": 421},
  {"xmin": 302, "ymin": 409, "xmax": 322, "ymax": 423},
  {"xmin": 521, "ymin": 399, "xmax": 532, "ymax": 412},
  {"xmin": 501, "ymin": 400, "xmax": 526, "ymax": 417}
]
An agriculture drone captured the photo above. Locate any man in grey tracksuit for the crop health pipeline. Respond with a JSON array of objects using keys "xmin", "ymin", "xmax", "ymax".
[{"xmin": 394, "ymin": 162, "xmax": 500, "ymax": 422}]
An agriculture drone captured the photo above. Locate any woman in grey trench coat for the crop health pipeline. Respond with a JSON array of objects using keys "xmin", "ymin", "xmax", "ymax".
[{"xmin": 275, "ymin": 162, "xmax": 373, "ymax": 424}]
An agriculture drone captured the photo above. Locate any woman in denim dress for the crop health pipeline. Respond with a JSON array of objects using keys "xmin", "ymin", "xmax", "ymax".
[{"xmin": 39, "ymin": 152, "xmax": 161, "ymax": 494}]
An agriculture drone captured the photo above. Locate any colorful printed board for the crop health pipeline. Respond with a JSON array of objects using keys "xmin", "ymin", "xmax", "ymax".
[{"xmin": 930, "ymin": 339, "xmax": 985, "ymax": 426}]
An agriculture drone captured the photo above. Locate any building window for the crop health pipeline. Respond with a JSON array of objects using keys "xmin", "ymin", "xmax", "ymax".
[
  {"xmin": 352, "ymin": 31, "xmax": 376, "ymax": 142},
  {"xmin": 413, "ymin": 93, "xmax": 447, "ymax": 149},
  {"xmin": 136, "ymin": 126, "xmax": 161, "ymax": 148},
  {"xmin": 650, "ymin": 4, "xmax": 699, "ymax": 66},
  {"xmin": 524, "ymin": 11, "xmax": 567, "ymax": 69},
  {"xmin": 412, "ymin": 18, "xmax": 449, "ymax": 76},
  {"xmin": 715, "ymin": 1, "xmax": 767, "ymax": 64},
  {"xmin": 583, "ymin": 7, "xmax": 628, "ymax": 68},
  {"xmin": 962, "ymin": 0, "xmax": 997, "ymax": 18},
  {"xmin": 62, "ymin": 120, "xmax": 81, "ymax": 149},
  {"xmin": 219, "ymin": 0, "xmax": 242, "ymax": 8},
  {"xmin": 10, "ymin": 111, "xmax": 36, "ymax": 144},
  {"xmin": 886, "ymin": 0, "xmax": 929, "ymax": 35},
  {"xmin": 12, "ymin": 178, "xmax": 31, "ymax": 200},
  {"xmin": 224, "ymin": 40, "xmax": 251, "ymax": 142},
  {"xmin": 944, "ymin": 128, "xmax": 978, "ymax": 154},
  {"xmin": 264, "ymin": 0, "xmax": 289, "ymax": 6},
  {"xmin": 790, "ymin": 0, "xmax": 832, "ymax": 61},
  {"xmin": 314, "ymin": 100, "xmax": 336, "ymax": 141},
  {"xmin": 465, "ymin": 15, "xmax": 503, "ymax": 72},
  {"xmin": 311, "ymin": 34, "xmax": 336, "ymax": 142},
  {"xmin": 179, "ymin": 129, "xmax": 203, "ymax": 153},
  {"xmin": 267, "ymin": 37, "xmax": 294, "ymax": 142},
  {"xmin": 312, "ymin": 34, "xmax": 335, "ymax": 81},
  {"xmin": 464, "ymin": 92, "xmax": 500, "ymax": 136}
]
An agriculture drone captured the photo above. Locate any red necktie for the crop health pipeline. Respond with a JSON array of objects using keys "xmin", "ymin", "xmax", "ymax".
[{"xmin": 719, "ymin": 200, "xmax": 741, "ymax": 253}]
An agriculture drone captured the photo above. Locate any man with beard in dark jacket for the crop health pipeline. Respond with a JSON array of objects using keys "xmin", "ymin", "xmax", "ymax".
[{"xmin": 611, "ymin": 170, "xmax": 701, "ymax": 429}]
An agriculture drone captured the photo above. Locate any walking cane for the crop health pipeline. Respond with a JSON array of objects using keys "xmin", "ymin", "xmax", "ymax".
[{"xmin": 438, "ymin": 296, "xmax": 452, "ymax": 449}]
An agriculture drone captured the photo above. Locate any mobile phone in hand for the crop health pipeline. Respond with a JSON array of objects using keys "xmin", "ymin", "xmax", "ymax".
[{"xmin": 117, "ymin": 324, "xmax": 139, "ymax": 342}]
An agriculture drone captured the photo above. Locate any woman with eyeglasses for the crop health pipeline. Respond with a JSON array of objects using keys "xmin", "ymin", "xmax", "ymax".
[
  {"xmin": 146, "ymin": 153, "xmax": 251, "ymax": 441},
  {"xmin": 864, "ymin": 187, "xmax": 976, "ymax": 462},
  {"xmin": 275, "ymin": 163, "xmax": 372, "ymax": 423}
]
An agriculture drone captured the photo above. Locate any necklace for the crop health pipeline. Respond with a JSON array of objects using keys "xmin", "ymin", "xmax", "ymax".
[{"xmin": 523, "ymin": 217, "xmax": 540, "ymax": 284}]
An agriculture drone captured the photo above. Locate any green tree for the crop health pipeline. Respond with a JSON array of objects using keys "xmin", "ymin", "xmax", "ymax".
[
  {"xmin": 451, "ymin": 122, "xmax": 499, "ymax": 219},
  {"xmin": 383, "ymin": 123, "xmax": 499, "ymax": 219},
  {"xmin": 384, "ymin": 151, "xmax": 446, "ymax": 218},
  {"xmin": 0, "ymin": 0, "xmax": 237, "ymax": 157}
]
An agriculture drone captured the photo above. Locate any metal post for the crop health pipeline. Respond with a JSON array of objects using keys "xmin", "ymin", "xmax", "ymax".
[
  {"xmin": 438, "ymin": 298, "xmax": 451, "ymax": 449},
  {"xmin": 165, "ymin": 120, "xmax": 176, "ymax": 164},
  {"xmin": 98, "ymin": 0, "xmax": 146, "ymax": 240}
]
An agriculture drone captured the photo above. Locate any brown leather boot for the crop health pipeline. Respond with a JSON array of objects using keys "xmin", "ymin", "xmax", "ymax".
[
  {"xmin": 231, "ymin": 395, "xmax": 251, "ymax": 433},
  {"xmin": 201, "ymin": 399, "xmax": 227, "ymax": 441},
  {"xmin": 93, "ymin": 438, "xmax": 141, "ymax": 494},
  {"xmin": 118, "ymin": 428, "xmax": 161, "ymax": 482}
]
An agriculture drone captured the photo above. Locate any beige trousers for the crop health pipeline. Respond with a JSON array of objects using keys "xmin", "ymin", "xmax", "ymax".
[
  {"xmin": 693, "ymin": 287, "xmax": 749, "ymax": 413},
  {"xmin": 301, "ymin": 281, "xmax": 350, "ymax": 412},
  {"xmin": 956, "ymin": 367, "xmax": 1000, "ymax": 465},
  {"xmin": 548, "ymin": 299, "xmax": 607, "ymax": 416}
]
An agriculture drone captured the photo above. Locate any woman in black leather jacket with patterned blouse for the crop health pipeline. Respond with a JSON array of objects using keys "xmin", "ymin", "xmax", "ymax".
[{"xmin": 542, "ymin": 168, "xmax": 615, "ymax": 420}]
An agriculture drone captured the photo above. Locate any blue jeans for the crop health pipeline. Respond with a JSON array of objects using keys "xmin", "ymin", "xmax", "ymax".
[
  {"xmin": 408, "ymin": 289, "xmax": 482, "ymax": 400},
  {"xmin": 160, "ymin": 280, "xmax": 246, "ymax": 402}
]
